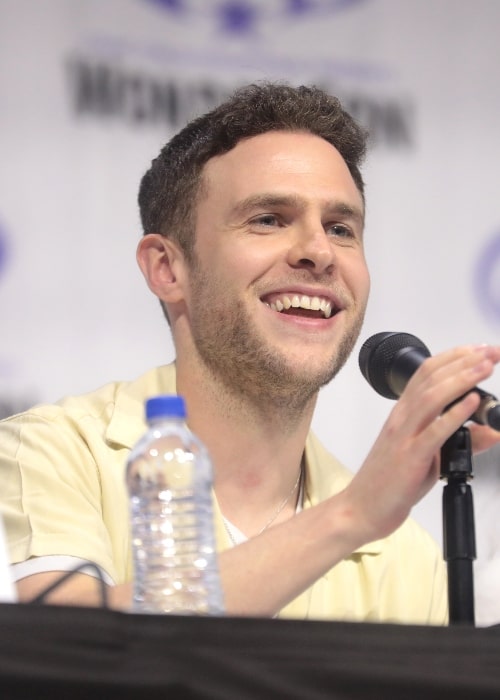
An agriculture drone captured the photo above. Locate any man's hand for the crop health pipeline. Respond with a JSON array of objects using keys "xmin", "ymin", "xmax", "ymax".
[{"xmin": 344, "ymin": 344, "xmax": 500, "ymax": 546}]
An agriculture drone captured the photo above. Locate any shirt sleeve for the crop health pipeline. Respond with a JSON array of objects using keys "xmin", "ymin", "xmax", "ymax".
[
  {"xmin": 11, "ymin": 555, "xmax": 115, "ymax": 585},
  {"xmin": 0, "ymin": 407, "xmax": 120, "ymax": 583}
]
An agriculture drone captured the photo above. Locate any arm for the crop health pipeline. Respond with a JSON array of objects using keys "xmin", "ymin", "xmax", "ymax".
[{"xmin": 218, "ymin": 344, "xmax": 500, "ymax": 616}]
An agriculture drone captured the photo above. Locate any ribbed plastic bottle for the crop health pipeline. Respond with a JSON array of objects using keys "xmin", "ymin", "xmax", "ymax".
[{"xmin": 126, "ymin": 395, "xmax": 224, "ymax": 615}]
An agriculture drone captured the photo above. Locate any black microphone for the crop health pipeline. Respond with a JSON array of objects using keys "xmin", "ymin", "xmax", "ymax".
[{"xmin": 359, "ymin": 331, "xmax": 500, "ymax": 431}]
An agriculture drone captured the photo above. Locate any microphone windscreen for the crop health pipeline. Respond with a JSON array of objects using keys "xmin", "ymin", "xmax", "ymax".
[{"xmin": 359, "ymin": 332, "xmax": 430, "ymax": 399}]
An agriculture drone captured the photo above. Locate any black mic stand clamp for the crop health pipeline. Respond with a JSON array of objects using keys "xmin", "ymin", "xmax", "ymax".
[{"xmin": 440, "ymin": 426, "xmax": 476, "ymax": 626}]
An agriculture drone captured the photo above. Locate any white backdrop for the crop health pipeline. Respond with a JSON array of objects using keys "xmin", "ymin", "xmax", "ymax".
[{"xmin": 1, "ymin": 0, "xmax": 499, "ymax": 621}]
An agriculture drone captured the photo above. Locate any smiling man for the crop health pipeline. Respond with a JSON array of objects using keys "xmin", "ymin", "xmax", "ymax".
[{"xmin": 2, "ymin": 83, "xmax": 500, "ymax": 622}]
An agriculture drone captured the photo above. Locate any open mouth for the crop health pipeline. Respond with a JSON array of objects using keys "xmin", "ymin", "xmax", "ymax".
[{"xmin": 263, "ymin": 293, "xmax": 336, "ymax": 320}]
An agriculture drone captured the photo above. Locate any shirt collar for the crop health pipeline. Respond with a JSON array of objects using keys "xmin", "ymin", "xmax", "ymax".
[{"xmin": 105, "ymin": 363, "xmax": 177, "ymax": 449}]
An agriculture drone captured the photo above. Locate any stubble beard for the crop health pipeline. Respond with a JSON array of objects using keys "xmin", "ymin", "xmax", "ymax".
[{"xmin": 188, "ymin": 264, "xmax": 365, "ymax": 416}]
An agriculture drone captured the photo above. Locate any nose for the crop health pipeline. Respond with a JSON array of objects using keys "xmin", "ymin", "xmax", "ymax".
[{"xmin": 286, "ymin": 222, "xmax": 335, "ymax": 274}]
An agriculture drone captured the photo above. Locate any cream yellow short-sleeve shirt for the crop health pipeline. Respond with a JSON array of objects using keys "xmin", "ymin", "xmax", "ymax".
[{"xmin": 0, "ymin": 363, "xmax": 447, "ymax": 625}]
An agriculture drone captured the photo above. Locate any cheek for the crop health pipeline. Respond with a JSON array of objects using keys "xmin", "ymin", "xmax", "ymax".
[
  {"xmin": 214, "ymin": 243, "xmax": 280, "ymax": 282},
  {"xmin": 361, "ymin": 268, "xmax": 371, "ymax": 297},
  {"xmin": 345, "ymin": 257, "xmax": 370, "ymax": 300}
]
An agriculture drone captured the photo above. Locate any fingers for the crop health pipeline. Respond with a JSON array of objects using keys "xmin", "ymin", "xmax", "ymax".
[{"xmin": 396, "ymin": 345, "xmax": 500, "ymax": 436}]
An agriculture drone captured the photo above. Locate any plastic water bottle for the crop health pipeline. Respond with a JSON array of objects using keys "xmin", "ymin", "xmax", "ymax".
[{"xmin": 126, "ymin": 395, "xmax": 224, "ymax": 615}]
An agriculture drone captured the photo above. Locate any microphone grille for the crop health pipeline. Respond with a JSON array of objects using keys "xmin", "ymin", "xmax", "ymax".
[{"xmin": 359, "ymin": 332, "xmax": 430, "ymax": 399}]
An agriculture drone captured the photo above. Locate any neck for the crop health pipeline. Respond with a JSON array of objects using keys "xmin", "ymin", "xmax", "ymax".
[{"xmin": 175, "ymin": 355, "xmax": 316, "ymax": 535}]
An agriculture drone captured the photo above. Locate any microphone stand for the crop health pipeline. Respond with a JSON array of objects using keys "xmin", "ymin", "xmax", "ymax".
[{"xmin": 440, "ymin": 426, "xmax": 476, "ymax": 625}]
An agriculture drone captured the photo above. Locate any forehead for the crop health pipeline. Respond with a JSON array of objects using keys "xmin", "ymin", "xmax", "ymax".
[{"xmin": 199, "ymin": 130, "xmax": 363, "ymax": 212}]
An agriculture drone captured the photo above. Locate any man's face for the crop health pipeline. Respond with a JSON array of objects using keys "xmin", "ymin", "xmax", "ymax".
[{"xmin": 183, "ymin": 130, "xmax": 370, "ymax": 407}]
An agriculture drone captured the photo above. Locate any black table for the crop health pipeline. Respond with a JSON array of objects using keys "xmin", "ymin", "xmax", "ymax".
[{"xmin": 1, "ymin": 602, "xmax": 500, "ymax": 699}]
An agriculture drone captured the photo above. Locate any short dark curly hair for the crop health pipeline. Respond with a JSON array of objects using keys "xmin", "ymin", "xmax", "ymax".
[{"xmin": 138, "ymin": 82, "xmax": 368, "ymax": 261}]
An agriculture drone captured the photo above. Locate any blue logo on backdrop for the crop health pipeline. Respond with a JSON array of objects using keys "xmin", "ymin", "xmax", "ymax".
[
  {"xmin": 474, "ymin": 231, "xmax": 500, "ymax": 322},
  {"xmin": 144, "ymin": 0, "xmax": 369, "ymax": 34},
  {"xmin": 0, "ymin": 224, "xmax": 8, "ymax": 284}
]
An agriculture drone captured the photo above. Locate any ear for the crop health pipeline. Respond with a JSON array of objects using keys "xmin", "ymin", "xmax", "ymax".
[{"xmin": 136, "ymin": 233, "xmax": 187, "ymax": 305}]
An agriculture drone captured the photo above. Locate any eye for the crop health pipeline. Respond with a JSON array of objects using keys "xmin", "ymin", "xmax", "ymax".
[
  {"xmin": 253, "ymin": 214, "xmax": 279, "ymax": 225},
  {"xmin": 249, "ymin": 213, "xmax": 282, "ymax": 230},
  {"xmin": 326, "ymin": 223, "xmax": 355, "ymax": 239}
]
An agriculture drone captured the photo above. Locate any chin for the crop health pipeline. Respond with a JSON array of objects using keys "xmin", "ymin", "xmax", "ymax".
[{"xmin": 279, "ymin": 360, "xmax": 338, "ymax": 395}]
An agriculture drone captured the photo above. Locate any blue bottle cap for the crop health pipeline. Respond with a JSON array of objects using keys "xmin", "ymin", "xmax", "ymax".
[{"xmin": 145, "ymin": 395, "xmax": 186, "ymax": 421}]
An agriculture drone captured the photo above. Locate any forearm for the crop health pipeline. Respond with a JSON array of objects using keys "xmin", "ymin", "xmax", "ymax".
[{"xmin": 16, "ymin": 572, "xmax": 132, "ymax": 610}]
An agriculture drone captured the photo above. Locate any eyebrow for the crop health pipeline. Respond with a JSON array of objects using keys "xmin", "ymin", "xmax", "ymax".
[{"xmin": 231, "ymin": 193, "xmax": 365, "ymax": 226}]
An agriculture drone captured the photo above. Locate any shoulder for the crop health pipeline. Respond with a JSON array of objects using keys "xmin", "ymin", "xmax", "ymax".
[{"xmin": 0, "ymin": 363, "xmax": 177, "ymax": 451}]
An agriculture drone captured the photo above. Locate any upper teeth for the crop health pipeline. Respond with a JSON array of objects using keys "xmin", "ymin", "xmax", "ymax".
[{"xmin": 268, "ymin": 294, "xmax": 333, "ymax": 318}]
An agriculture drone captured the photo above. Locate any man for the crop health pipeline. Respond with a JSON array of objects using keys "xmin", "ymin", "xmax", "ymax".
[{"xmin": 2, "ymin": 83, "xmax": 500, "ymax": 623}]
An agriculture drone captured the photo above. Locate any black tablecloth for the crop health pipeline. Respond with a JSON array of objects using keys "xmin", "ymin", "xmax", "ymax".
[{"xmin": 1, "ymin": 603, "xmax": 500, "ymax": 699}]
